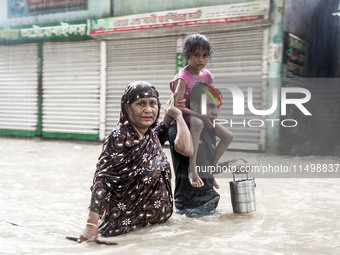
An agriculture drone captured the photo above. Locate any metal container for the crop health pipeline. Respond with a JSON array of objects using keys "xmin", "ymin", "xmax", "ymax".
[{"xmin": 229, "ymin": 173, "xmax": 256, "ymax": 213}]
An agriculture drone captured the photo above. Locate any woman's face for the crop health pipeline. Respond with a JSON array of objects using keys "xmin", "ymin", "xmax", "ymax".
[{"xmin": 125, "ymin": 97, "xmax": 159, "ymax": 136}]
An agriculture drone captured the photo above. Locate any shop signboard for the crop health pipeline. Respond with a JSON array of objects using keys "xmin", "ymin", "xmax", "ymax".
[
  {"xmin": 88, "ymin": 0, "xmax": 269, "ymax": 35},
  {"xmin": 8, "ymin": 0, "xmax": 88, "ymax": 17},
  {"xmin": 0, "ymin": 20, "xmax": 88, "ymax": 41}
]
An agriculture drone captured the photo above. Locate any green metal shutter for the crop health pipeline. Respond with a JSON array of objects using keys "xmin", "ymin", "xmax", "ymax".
[
  {"xmin": 105, "ymin": 36, "xmax": 177, "ymax": 136},
  {"xmin": 0, "ymin": 43, "xmax": 38, "ymax": 136},
  {"xmin": 42, "ymin": 40, "xmax": 101, "ymax": 140}
]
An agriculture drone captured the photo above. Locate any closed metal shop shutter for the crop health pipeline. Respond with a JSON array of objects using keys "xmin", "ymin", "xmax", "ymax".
[
  {"xmin": 206, "ymin": 28, "xmax": 267, "ymax": 150},
  {"xmin": 42, "ymin": 40, "xmax": 101, "ymax": 140},
  {"xmin": 0, "ymin": 43, "xmax": 38, "ymax": 135},
  {"xmin": 105, "ymin": 36, "xmax": 176, "ymax": 136}
]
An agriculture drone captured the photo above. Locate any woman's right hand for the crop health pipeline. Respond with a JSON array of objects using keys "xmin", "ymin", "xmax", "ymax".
[
  {"xmin": 164, "ymin": 94, "xmax": 183, "ymax": 119},
  {"xmin": 78, "ymin": 224, "xmax": 98, "ymax": 243},
  {"xmin": 78, "ymin": 211, "xmax": 100, "ymax": 243}
]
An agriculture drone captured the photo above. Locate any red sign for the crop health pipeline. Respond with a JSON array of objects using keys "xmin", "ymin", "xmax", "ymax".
[
  {"xmin": 88, "ymin": 1, "xmax": 269, "ymax": 36},
  {"xmin": 89, "ymin": 15, "xmax": 264, "ymax": 35}
]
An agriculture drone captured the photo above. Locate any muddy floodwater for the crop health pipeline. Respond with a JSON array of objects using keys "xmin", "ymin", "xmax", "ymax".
[{"xmin": 0, "ymin": 137, "xmax": 339, "ymax": 254}]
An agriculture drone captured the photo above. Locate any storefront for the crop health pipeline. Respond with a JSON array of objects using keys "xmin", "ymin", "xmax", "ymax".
[
  {"xmin": 1, "ymin": 0, "xmax": 273, "ymax": 151},
  {"xmin": 0, "ymin": 41, "xmax": 39, "ymax": 136},
  {"xmin": 41, "ymin": 39, "xmax": 100, "ymax": 140},
  {"xmin": 88, "ymin": 0, "xmax": 271, "ymax": 150},
  {"xmin": 0, "ymin": 21, "xmax": 100, "ymax": 140}
]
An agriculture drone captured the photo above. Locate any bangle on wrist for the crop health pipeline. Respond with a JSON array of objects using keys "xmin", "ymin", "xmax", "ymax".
[{"xmin": 86, "ymin": 222, "xmax": 98, "ymax": 228}]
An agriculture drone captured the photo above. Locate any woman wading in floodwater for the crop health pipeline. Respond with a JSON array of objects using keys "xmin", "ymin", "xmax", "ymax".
[{"xmin": 78, "ymin": 81, "xmax": 189, "ymax": 242}]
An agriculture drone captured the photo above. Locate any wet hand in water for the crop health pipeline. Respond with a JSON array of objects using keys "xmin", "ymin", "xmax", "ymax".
[{"xmin": 78, "ymin": 224, "xmax": 98, "ymax": 243}]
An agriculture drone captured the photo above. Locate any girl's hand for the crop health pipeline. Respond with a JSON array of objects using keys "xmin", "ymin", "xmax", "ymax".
[{"xmin": 176, "ymin": 98, "xmax": 187, "ymax": 108}]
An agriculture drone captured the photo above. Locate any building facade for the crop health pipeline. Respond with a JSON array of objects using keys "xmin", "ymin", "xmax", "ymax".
[{"xmin": 1, "ymin": 0, "xmax": 285, "ymax": 153}]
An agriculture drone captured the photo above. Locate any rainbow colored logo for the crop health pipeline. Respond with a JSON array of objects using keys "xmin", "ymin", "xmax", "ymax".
[{"xmin": 198, "ymin": 83, "xmax": 222, "ymax": 106}]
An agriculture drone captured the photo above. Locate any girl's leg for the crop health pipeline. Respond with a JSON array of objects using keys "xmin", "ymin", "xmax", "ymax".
[{"xmin": 189, "ymin": 116, "xmax": 204, "ymax": 187}]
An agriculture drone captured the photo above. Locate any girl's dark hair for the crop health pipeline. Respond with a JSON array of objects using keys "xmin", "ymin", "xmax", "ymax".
[{"xmin": 182, "ymin": 33, "xmax": 213, "ymax": 66}]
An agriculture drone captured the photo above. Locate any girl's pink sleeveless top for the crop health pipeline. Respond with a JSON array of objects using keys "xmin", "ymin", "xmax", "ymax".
[{"xmin": 170, "ymin": 67, "xmax": 214, "ymax": 124}]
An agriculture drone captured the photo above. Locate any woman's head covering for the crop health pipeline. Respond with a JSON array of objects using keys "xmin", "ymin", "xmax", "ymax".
[{"xmin": 120, "ymin": 81, "xmax": 161, "ymax": 129}]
